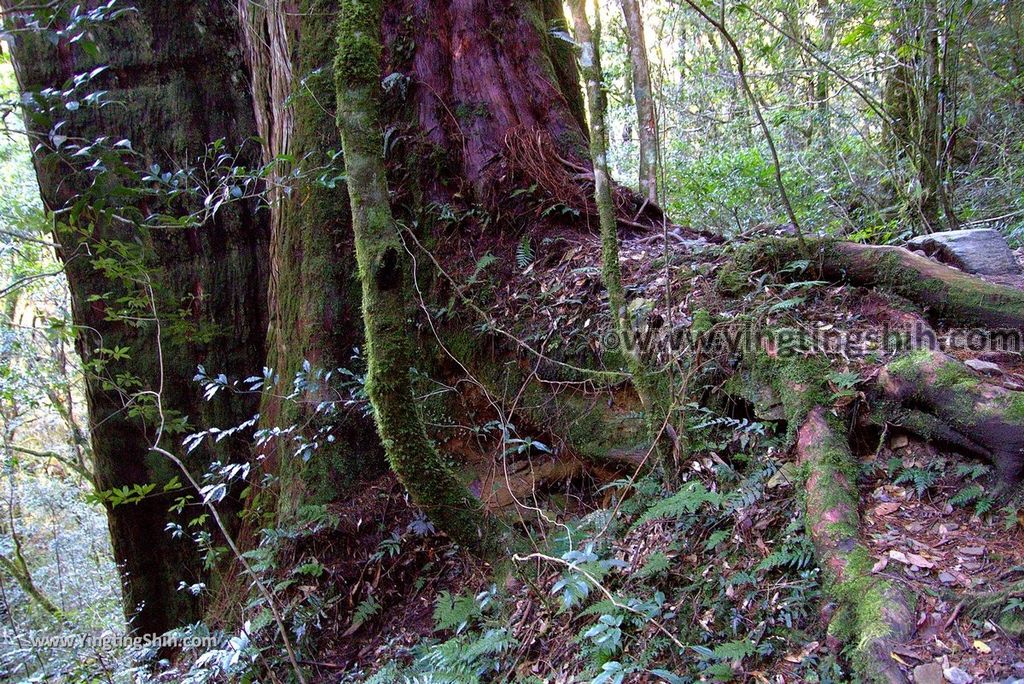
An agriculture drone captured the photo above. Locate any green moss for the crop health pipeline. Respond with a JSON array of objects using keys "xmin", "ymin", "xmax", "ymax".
[
  {"xmin": 691, "ymin": 309, "xmax": 713, "ymax": 335},
  {"xmin": 1005, "ymin": 394, "xmax": 1024, "ymax": 424},
  {"xmin": 886, "ymin": 348, "xmax": 934, "ymax": 380},
  {"xmin": 750, "ymin": 350, "xmax": 830, "ymax": 439},
  {"xmin": 334, "ymin": 0, "xmax": 383, "ymax": 87},
  {"xmin": 335, "ymin": 3, "xmax": 498, "ymax": 553},
  {"xmin": 934, "ymin": 361, "xmax": 981, "ymax": 390}
]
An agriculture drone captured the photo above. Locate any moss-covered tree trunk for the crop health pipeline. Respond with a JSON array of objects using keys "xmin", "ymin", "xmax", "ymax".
[
  {"xmin": 334, "ymin": 0, "xmax": 494, "ymax": 551},
  {"xmin": 239, "ymin": 0, "xmax": 385, "ymax": 522},
  {"xmin": 3, "ymin": 0, "xmax": 269, "ymax": 635},
  {"xmin": 568, "ymin": 0, "xmax": 671, "ymax": 465}
]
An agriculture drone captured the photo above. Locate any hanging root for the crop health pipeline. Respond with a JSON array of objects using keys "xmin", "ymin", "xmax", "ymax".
[
  {"xmin": 798, "ymin": 407, "xmax": 915, "ymax": 683},
  {"xmin": 501, "ymin": 126, "xmax": 666, "ymax": 232},
  {"xmin": 875, "ymin": 350, "xmax": 1024, "ymax": 485},
  {"xmin": 502, "ymin": 127, "xmax": 590, "ymax": 215}
]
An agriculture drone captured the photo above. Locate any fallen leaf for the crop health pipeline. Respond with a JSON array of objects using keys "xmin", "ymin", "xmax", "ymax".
[
  {"xmin": 889, "ymin": 549, "xmax": 910, "ymax": 564},
  {"xmin": 906, "ymin": 553, "xmax": 935, "ymax": 569},
  {"xmin": 973, "ymin": 639, "xmax": 991, "ymax": 654},
  {"xmin": 872, "ymin": 556, "xmax": 889, "ymax": 573},
  {"xmin": 874, "ymin": 502, "xmax": 901, "ymax": 516}
]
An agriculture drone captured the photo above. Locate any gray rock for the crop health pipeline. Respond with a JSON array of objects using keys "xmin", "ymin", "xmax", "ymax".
[
  {"xmin": 944, "ymin": 667, "xmax": 974, "ymax": 684},
  {"xmin": 907, "ymin": 228, "xmax": 1022, "ymax": 276},
  {"xmin": 965, "ymin": 358, "xmax": 1003, "ymax": 375},
  {"xmin": 914, "ymin": 662, "xmax": 944, "ymax": 684}
]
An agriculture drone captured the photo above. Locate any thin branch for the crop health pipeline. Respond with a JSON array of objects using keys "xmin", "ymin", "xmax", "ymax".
[{"xmin": 674, "ymin": 0, "xmax": 806, "ymax": 249}]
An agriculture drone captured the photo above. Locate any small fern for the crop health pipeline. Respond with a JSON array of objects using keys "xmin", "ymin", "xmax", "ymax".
[
  {"xmin": 637, "ymin": 552, "xmax": 673, "ymax": 578},
  {"xmin": 703, "ymin": 530, "xmax": 730, "ymax": 551},
  {"xmin": 433, "ymin": 590, "xmax": 480, "ymax": 633},
  {"xmin": 351, "ymin": 595, "xmax": 380, "ymax": 628},
  {"xmin": 894, "ymin": 465, "xmax": 940, "ymax": 497},
  {"xmin": 516, "ymin": 236, "xmax": 534, "ymax": 270},
  {"xmin": 634, "ymin": 481, "xmax": 722, "ymax": 528},
  {"xmin": 950, "ymin": 483, "xmax": 985, "ymax": 508},
  {"xmin": 756, "ymin": 534, "xmax": 815, "ymax": 572}
]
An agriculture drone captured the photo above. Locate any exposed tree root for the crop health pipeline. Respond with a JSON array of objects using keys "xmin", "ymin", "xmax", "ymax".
[
  {"xmin": 965, "ymin": 577, "xmax": 1024, "ymax": 636},
  {"xmin": 729, "ymin": 238, "xmax": 1024, "ymax": 330},
  {"xmin": 797, "ymin": 407, "xmax": 915, "ymax": 683},
  {"xmin": 874, "ymin": 350, "xmax": 1024, "ymax": 485}
]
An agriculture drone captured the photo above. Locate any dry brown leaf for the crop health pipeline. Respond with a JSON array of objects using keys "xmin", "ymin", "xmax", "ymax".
[
  {"xmin": 889, "ymin": 549, "xmax": 910, "ymax": 564},
  {"xmin": 906, "ymin": 553, "xmax": 935, "ymax": 569},
  {"xmin": 874, "ymin": 502, "xmax": 901, "ymax": 516}
]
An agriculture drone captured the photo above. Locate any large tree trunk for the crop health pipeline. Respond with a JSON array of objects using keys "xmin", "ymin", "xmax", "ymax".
[
  {"xmin": 235, "ymin": 0, "xmax": 631, "ymax": 520},
  {"xmin": 5, "ymin": 0, "xmax": 625, "ymax": 635},
  {"xmin": 386, "ymin": 0, "xmax": 619, "ymax": 222},
  {"xmin": 3, "ymin": 0, "xmax": 269, "ymax": 635},
  {"xmin": 239, "ymin": 0, "xmax": 386, "ymax": 522}
]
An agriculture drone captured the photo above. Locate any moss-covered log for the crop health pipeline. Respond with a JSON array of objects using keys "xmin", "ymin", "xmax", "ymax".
[
  {"xmin": 798, "ymin": 407, "xmax": 914, "ymax": 683},
  {"xmin": 334, "ymin": 0, "xmax": 495, "ymax": 551}
]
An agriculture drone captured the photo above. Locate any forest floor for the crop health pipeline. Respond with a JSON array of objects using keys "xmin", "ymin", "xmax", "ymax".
[{"xmin": 292, "ymin": 230, "xmax": 1024, "ymax": 683}]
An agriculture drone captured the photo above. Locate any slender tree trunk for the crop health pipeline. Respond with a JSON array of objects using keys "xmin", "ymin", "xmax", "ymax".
[
  {"xmin": 813, "ymin": 0, "xmax": 835, "ymax": 140},
  {"xmin": 568, "ymin": 0, "xmax": 671, "ymax": 467},
  {"xmin": 0, "ymin": 554, "xmax": 62, "ymax": 619},
  {"xmin": 919, "ymin": 0, "xmax": 943, "ymax": 231},
  {"xmin": 334, "ymin": 0, "xmax": 494, "ymax": 552},
  {"xmin": 3, "ymin": 0, "xmax": 269, "ymax": 636},
  {"xmin": 620, "ymin": 0, "xmax": 659, "ymax": 203}
]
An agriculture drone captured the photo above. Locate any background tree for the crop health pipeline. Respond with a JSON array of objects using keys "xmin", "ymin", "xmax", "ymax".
[{"xmin": 620, "ymin": 0, "xmax": 660, "ymax": 202}]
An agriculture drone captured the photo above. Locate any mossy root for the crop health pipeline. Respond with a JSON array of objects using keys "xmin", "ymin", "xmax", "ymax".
[{"xmin": 798, "ymin": 407, "xmax": 914, "ymax": 684}]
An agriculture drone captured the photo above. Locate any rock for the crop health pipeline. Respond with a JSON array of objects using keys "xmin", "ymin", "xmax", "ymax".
[
  {"xmin": 752, "ymin": 385, "xmax": 786, "ymax": 421},
  {"xmin": 938, "ymin": 572, "xmax": 957, "ymax": 584},
  {"xmin": 1000, "ymin": 678, "xmax": 1024, "ymax": 684},
  {"xmin": 965, "ymin": 359, "xmax": 1003, "ymax": 375},
  {"xmin": 944, "ymin": 667, "xmax": 973, "ymax": 684},
  {"xmin": 907, "ymin": 228, "xmax": 1022, "ymax": 276},
  {"xmin": 890, "ymin": 433, "xmax": 910, "ymax": 449},
  {"xmin": 915, "ymin": 662, "xmax": 944, "ymax": 684}
]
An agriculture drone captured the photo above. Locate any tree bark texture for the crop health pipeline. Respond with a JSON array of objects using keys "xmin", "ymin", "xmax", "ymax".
[
  {"xmin": 3, "ymin": 0, "xmax": 269, "ymax": 635},
  {"xmin": 239, "ymin": 0, "xmax": 385, "ymax": 521},
  {"xmin": 383, "ymin": 0, "xmax": 598, "ymax": 218},
  {"xmin": 334, "ymin": 0, "xmax": 494, "ymax": 552}
]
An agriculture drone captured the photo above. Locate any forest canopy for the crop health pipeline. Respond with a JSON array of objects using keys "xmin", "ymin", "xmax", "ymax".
[{"xmin": 0, "ymin": 0, "xmax": 1023, "ymax": 682}]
